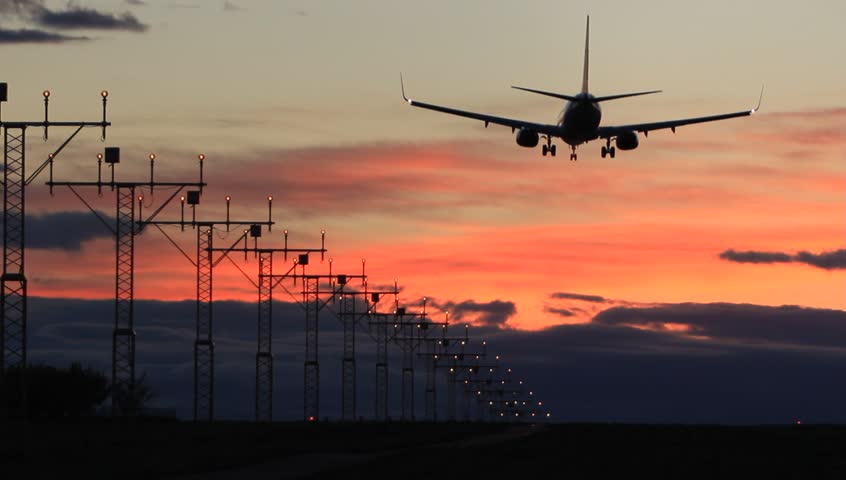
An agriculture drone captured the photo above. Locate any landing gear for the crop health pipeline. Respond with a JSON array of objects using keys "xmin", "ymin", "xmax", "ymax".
[
  {"xmin": 601, "ymin": 139, "xmax": 616, "ymax": 159},
  {"xmin": 541, "ymin": 139, "xmax": 556, "ymax": 157},
  {"xmin": 569, "ymin": 145, "xmax": 577, "ymax": 161}
]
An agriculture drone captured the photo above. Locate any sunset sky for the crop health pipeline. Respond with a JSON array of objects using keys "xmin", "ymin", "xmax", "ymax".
[{"xmin": 2, "ymin": 0, "xmax": 845, "ymax": 420}]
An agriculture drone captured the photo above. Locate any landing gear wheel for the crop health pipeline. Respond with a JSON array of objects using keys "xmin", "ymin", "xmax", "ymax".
[
  {"xmin": 609, "ymin": 146, "xmax": 616, "ymax": 159},
  {"xmin": 542, "ymin": 144, "xmax": 548, "ymax": 156},
  {"xmin": 570, "ymin": 153, "xmax": 577, "ymax": 161},
  {"xmin": 550, "ymin": 145, "xmax": 557, "ymax": 157},
  {"xmin": 601, "ymin": 146, "xmax": 607, "ymax": 158}
]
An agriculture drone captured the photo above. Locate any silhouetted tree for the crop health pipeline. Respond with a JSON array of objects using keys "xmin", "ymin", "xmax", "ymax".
[
  {"xmin": 1, "ymin": 362, "xmax": 109, "ymax": 418},
  {"xmin": 112, "ymin": 371, "xmax": 157, "ymax": 416}
]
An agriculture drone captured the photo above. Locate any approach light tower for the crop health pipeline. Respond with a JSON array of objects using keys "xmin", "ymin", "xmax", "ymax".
[
  {"xmin": 201, "ymin": 230, "xmax": 327, "ymax": 423},
  {"xmin": 47, "ymin": 150, "xmax": 204, "ymax": 416},
  {"xmin": 138, "ymin": 194, "xmax": 276, "ymax": 421},
  {"xmin": 1, "ymin": 85, "xmax": 110, "ymax": 384}
]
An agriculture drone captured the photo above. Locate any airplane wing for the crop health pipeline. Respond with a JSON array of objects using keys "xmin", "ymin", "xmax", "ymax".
[
  {"xmin": 401, "ymin": 78, "xmax": 563, "ymax": 137},
  {"xmin": 596, "ymin": 89, "xmax": 763, "ymax": 139}
]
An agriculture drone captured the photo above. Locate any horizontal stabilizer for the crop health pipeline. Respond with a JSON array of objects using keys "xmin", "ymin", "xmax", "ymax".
[
  {"xmin": 511, "ymin": 85, "xmax": 580, "ymax": 102},
  {"xmin": 592, "ymin": 90, "xmax": 662, "ymax": 102}
]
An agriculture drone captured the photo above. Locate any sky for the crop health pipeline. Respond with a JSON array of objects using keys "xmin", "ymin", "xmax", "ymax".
[{"xmin": 2, "ymin": 0, "xmax": 845, "ymax": 422}]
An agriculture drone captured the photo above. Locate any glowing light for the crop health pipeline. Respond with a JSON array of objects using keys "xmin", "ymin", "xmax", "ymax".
[
  {"xmin": 101, "ymin": 90, "xmax": 108, "ymax": 98},
  {"xmin": 48, "ymin": 153, "xmax": 54, "ymax": 159},
  {"xmin": 43, "ymin": 90, "xmax": 50, "ymax": 98},
  {"xmin": 198, "ymin": 154, "xmax": 205, "ymax": 160},
  {"xmin": 138, "ymin": 195, "xmax": 143, "ymax": 201},
  {"xmin": 226, "ymin": 196, "xmax": 231, "ymax": 201},
  {"xmin": 308, "ymin": 415, "xmax": 315, "ymax": 422},
  {"xmin": 180, "ymin": 196, "xmax": 185, "ymax": 202},
  {"xmin": 97, "ymin": 153, "xmax": 103, "ymax": 160},
  {"xmin": 149, "ymin": 153, "xmax": 155, "ymax": 160},
  {"xmin": 267, "ymin": 195, "xmax": 273, "ymax": 201}
]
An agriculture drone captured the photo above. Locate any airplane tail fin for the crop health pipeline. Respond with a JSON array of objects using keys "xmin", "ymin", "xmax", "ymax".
[{"xmin": 581, "ymin": 16, "xmax": 590, "ymax": 94}]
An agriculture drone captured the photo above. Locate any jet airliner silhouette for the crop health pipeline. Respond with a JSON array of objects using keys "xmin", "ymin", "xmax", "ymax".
[{"xmin": 402, "ymin": 16, "xmax": 762, "ymax": 160}]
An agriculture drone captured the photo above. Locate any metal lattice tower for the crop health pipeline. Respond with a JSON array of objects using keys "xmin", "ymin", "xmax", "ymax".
[
  {"xmin": 447, "ymin": 366, "xmax": 457, "ymax": 421},
  {"xmin": 256, "ymin": 250, "xmax": 273, "ymax": 422},
  {"xmin": 401, "ymin": 341, "xmax": 414, "ymax": 420},
  {"xmin": 141, "ymin": 199, "xmax": 275, "ymax": 421},
  {"xmin": 50, "ymin": 150, "xmax": 205, "ymax": 416},
  {"xmin": 303, "ymin": 276, "xmax": 320, "ymax": 421},
  {"xmin": 1, "ymin": 86, "xmax": 110, "ymax": 400},
  {"xmin": 340, "ymin": 291, "xmax": 356, "ymax": 421},
  {"xmin": 241, "ymin": 238, "xmax": 326, "ymax": 422},
  {"xmin": 1, "ymin": 128, "xmax": 26, "ymax": 374},
  {"xmin": 374, "ymin": 313, "xmax": 388, "ymax": 421},
  {"xmin": 113, "ymin": 186, "xmax": 136, "ymax": 414},
  {"xmin": 423, "ymin": 338, "xmax": 436, "ymax": 421},
  {"xmin": 194, "ymin": 226, "xmax": 214, "ymax": 421}
]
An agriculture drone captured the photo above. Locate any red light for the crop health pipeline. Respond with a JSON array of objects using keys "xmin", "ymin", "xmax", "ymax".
[{"xmin": 308, "ymin": 415, "xmax": 315, "ymax": 422}]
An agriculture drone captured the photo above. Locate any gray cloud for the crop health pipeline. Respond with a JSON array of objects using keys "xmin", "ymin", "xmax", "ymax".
[
  {"xmin": 0, "ymin": 0, "xmax": 148, "ymax": 33},
  {"xmin": 592, "ymin": 303, "xmax": 846, "ymax": 349},
  {"xmin": 125, "ymin": 0, "xmax": 146, "ymax": 5},
  {"xmin": 549, "ymin": 292, "xmax": 607, "ymax": 303},
  {"xmin": 543, "ymin": 306, "xmax": 576, "ymax": 318},
  {"xmin": 719, "ymin": 249, "xmax": 793, "ymax": 264},
  {"xmin": 430, "ymin": 299, "xmax": 517, "ymax": 327},
  {"xmin": 37, "ymin": 6, "xmax": 148, "ymax": 31},
  {"xmin": 24, "ymin": 295, "xmax": 846, "ymax": 423},
  {"xmin": 14, "ymin": 210, "xmax": 116, "ymax": 250},
  {"xmin": 795, "ymin": 249, "xmax": 846, "ymax": 270},
  {"xmin": 0, "ymin": 26, "xmax": 87, "ymax": 43},
  {"xmin": 719, "ymin": 248, "xmax": 846, "ymax": 270}
]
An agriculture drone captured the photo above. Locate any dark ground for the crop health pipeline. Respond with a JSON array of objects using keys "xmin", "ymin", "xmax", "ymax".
[{"xmin": 2, "ymin": 419, "xmax": 846, "ymax": 479}]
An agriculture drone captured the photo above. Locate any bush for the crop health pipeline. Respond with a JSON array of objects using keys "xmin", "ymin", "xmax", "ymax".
[{"xmin": 1, "ymin": 362, "xmax": 110, "ymax": 418}]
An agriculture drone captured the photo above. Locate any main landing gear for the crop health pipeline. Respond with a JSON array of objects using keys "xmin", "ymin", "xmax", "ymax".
[
  {"xmin": 541, "ymin": 137, "xmax": 557, "ymax": 157},
  {"xmin": 601, "ymin": 139, "xmax": 616, "ymax": 159},
  {"xmin": 569, "ymin": 145, "xmax": 577, "ymax": 161}
]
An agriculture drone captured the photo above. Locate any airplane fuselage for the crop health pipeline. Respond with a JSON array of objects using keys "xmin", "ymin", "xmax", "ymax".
[{"xmin": 558, "ymin": 93, "xmax": 602, "ymax": 146}]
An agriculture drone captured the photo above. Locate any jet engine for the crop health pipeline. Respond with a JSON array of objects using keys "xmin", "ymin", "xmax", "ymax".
[
  {"xmin": 515, "ymin": 128, "xmax": 539, "ymax": 148},
  {"xmin": 615, "ymin": 130, "xmax": 639, "ymax": 150}
]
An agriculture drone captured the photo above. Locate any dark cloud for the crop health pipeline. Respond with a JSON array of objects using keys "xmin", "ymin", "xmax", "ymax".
[
  {"xmin": 544, "ymin": 306, "xmax": 576, "ymax": 318},
  {"xmin": 592, "ymin": 303, "xmax": 846, "ymax": 350},
  {"xmin": 795, "ymin": 249, "xmax": 846, "ymax": 270},
  {"xmin": 9, "ymin": 210, "xmax": 115, "ymax": 250},
  {"xmin": 549, "ymin": 292, "xmax": 607, "ymax": 303},
  {"xmin": 0, "ymin": 26, "xmax": 87, "ymax": 43},
  {"xmin": 484, "ymin": 323, "xmax": 846, "ymax": 424},
  {"xmin": 430, "ymin": 299, "xmax": 517, "ymax": 327},
  {"xmin": 37, "ymin": 6, "xmax": 148, "ymax": 31},
  {"xmin": 719, "ymin": 248, "xmax": 846, "ymax": 270},
  {"xmin": 0, "ymin": 0, "xmax": 148, "ymax": 33},
  {"xmin": 719, "ymin": 249, "xmax": 793, "ymax": 264},
  {"xmin": 24, "ymin": 295, "xmax": 846, "ymax": 423}
]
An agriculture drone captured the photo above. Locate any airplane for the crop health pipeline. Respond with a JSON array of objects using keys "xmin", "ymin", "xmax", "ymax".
[{"xmin": 401, "ymin": 16, "xmax": 762, "ymax": 161}]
